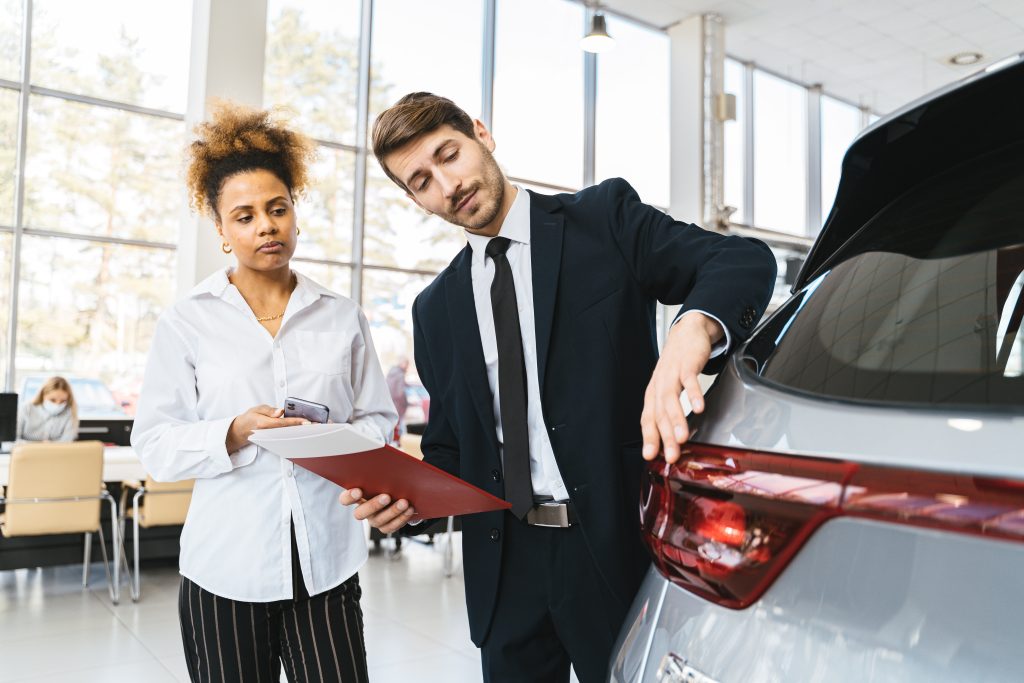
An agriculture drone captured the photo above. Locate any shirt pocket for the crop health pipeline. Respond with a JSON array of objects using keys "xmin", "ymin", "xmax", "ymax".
[{"xmin": 293, "ymin": 331, "xmax": 353, "ymax": 378}]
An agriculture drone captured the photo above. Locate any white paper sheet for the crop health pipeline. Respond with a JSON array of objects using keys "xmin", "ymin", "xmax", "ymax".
[{"xmin": 249, "ymin": 423, "xmax": 384, "ymax": 459}]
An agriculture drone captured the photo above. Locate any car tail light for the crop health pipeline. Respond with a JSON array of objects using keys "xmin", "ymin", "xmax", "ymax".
[{"xmin": 641, "ymin": 444, "xmax": 1024, "ymax": 609}]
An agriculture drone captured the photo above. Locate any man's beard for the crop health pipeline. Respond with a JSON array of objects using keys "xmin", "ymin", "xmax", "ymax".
[{"xmin": 442, "ymin": 148, "xmax": 506, "ymax": 231}]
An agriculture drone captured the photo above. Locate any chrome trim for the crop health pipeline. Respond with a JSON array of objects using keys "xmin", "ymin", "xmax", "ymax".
[{"xmin": 656, "ymin": 653, "xmax": 720, "ymax": 683}]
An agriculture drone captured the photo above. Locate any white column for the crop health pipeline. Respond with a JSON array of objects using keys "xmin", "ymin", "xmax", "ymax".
[
  {"xmin": 176, "ymin": 0, "xmax": 270, "ymax": 298},
  {"xmin": 664, "ymin": 14, "xmax": 725, "ymax": 349},
  {"xmin": 668, "ymin": 16, "xmax": 705, "ymax": 229}
]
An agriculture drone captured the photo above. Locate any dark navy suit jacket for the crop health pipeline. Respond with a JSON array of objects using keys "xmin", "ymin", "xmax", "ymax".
[{"xmin": 410, "ymin": 178, "xmax": 777, "ymax": 645}]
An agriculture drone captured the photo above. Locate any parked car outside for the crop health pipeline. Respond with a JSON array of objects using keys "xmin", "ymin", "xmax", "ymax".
[
  {"xmin": 611, "ymin": 54, "xmax": 1024, "ymax": 682},
  {"xmin": 19, "ymin": 375, "xmax": 129, "ymax": 419}
]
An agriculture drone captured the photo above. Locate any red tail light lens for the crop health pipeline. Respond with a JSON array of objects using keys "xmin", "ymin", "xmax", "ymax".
[{"xmin": 641, "ymin": 444, "xmax": 1024, "ymax": 609}]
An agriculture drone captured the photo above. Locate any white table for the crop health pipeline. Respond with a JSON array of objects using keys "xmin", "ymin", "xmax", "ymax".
[{"xmin": 0, "ymin": 445, "xmax": 146, "ymax": 486}]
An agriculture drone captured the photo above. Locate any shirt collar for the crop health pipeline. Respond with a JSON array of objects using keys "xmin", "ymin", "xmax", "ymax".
[
  {"xmin": 465, "ymin": 186, "xmax": 530, "ymax": 268},
  {"xmin": 189, "ymin": 267, "xmax": 339, "ymax": 307}
]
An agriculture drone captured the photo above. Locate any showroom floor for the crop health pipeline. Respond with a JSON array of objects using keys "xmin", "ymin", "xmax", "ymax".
[{"xmin": 0, "ymin": 536, "xmax": 487, "ymax": 682}]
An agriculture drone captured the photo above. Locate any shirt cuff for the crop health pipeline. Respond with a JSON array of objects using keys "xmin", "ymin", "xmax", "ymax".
[
  {"xmin": 674, "ymin": 309, "xmax": 731, "ymax": 359},
  {"xmin": 205, "ymin": 416, "xmax": 254, "ymax": 471}
]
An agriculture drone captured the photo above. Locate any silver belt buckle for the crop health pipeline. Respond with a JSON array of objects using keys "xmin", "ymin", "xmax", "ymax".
[{"xmin": 526, "ymin": 501, "xmax": 573, "ymax": 528}]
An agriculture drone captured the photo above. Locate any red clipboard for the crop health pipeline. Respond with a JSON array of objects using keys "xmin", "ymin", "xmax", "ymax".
[{"xmin": 289, "ymin": 444, "xmax": 511, "ymax": 519}]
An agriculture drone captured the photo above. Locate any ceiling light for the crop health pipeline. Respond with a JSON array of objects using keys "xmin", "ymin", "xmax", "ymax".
[
  {"xmin": 948, "ymin": 51, "xmax": 983, "ymax": 66},
  {"xmin": 581, "ymin": 12, "xmax": 614, "ymax": 53}
]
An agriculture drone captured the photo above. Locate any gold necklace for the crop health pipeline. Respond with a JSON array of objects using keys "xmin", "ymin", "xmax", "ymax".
[{"xmin": 255, "ymin": 312, "xmax": 285, "ymax": 322}]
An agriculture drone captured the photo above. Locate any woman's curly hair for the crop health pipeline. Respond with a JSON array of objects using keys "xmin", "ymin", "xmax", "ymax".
[{"xmin": 186, "ymin": 101, "xmax": 318, "ymax": 219}]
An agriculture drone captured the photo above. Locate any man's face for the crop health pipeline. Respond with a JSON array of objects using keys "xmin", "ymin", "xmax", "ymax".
[{"xmin": 384, "ymin": 122, "xmax": 512, "ymax": 237}]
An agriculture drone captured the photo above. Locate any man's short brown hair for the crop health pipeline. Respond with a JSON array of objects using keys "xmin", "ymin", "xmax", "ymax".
[{"xmin": 371, "ymin": 92, "xmax": 476, "ymax": 190}]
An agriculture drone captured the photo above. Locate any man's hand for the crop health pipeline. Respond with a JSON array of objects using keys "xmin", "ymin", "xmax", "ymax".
[
  {"xmin": 338, "ymin": 488, "xmax": 416, "ymax": 534},
  {"xmin": 226, "ymin": 405, "xmax": 308, "ymax": 453},
  {"xmin": 641, "ymin": 312, "xmax": 724, "ymax": 464}
]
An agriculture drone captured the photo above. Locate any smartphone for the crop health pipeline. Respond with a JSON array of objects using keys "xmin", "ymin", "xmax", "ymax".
[{"xmin": 283, "ymin": 397, "xmax": 329, "ymax": 424}]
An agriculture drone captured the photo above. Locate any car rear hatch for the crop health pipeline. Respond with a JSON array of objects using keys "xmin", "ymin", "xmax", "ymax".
[{"xmin": 797, "ymin": 52, "xmax": 1024, "ymax": 290}]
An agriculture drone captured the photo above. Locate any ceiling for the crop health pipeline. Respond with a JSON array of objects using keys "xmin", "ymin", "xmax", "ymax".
[{"xmin": 599, "ymin": 0, "xmax": 1024, "ymax": 113}]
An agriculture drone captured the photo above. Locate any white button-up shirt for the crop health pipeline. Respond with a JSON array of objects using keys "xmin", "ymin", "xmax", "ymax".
[
  {"xmin": 465, "ymin": 188, "xmax": 728, "ymax": 500},
  {"xmin": 131, "ymin": 268, "xmax": 396, "ymax": 602}
]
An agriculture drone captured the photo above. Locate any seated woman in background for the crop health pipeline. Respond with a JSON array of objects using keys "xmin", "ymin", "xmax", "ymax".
[{"xmin": 18, "ymin": 376, "xmax": 79, "ymax": 442}]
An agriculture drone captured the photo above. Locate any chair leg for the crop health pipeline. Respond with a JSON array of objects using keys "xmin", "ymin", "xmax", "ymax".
[
  {"xmin": 95, "ymin": 523, "xmax": 117, "ymax": 605},
  {"xmin": 132, "ymin": 489, "xmax": 144, "ymax": 601},
  {"xmin": 444, "ymin": 515, "xmax": 455, "ymax": 578},
  {"xmin": 82, "ymin": 532, "xmax": 93, "ymax": 587}
]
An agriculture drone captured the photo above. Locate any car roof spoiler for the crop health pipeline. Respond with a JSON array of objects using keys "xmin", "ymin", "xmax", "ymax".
[{"xmin": 794, "ymin": 52, "xmax": 1024, "ymax": 291}]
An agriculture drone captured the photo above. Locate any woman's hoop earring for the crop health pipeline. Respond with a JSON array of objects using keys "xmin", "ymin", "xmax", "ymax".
[
  {"xmin": 221, "ymin": 242, "xmax": 232, "ymax": 254},
  {"xmin": 296, "ymin": 226, "xmax": 301, "ymax": 236}
]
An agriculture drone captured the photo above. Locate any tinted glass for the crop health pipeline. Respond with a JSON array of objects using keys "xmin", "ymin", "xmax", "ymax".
[{"xmin": 747, "ymin": 145, "xmax": 1024, "ymax": 409}]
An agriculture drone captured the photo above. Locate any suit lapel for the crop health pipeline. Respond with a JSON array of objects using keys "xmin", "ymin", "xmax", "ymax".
[
  {"xmin": 445, "ymin": 247, "xmax": 499, "ymax": 442},
  {"xmin": 529, "ymin": 192, "xmax": 564, "ymax": 395}
]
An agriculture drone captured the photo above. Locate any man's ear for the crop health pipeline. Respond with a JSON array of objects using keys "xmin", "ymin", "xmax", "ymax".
[{"xmin": 473, "ymin": 119, "xmax": 496, "ymax": 153}]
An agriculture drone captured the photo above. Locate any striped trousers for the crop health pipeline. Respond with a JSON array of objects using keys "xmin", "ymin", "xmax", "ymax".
[{"xmin": 178, "ymin": 573, "xmax": 368, "ymax": 683}]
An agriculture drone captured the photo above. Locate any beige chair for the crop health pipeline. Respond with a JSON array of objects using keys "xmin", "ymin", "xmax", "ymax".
[
  {"xmin": 119, "ymin": 477, "xmax": 194, "ymax": 601},
  {"xmin": 0, "ymin": 441, "xmax": 120, "ymax": 603}
]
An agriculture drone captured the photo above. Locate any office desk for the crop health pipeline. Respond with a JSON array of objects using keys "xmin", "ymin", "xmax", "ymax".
[{"xmin": 0, "ymin": 445, "xmax": 146, "ymax": 486}]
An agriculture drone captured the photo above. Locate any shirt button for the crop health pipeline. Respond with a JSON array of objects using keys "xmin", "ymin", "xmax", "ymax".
[
  {"xmin": 491, "ymin": 469, "xmax": 501, "ymax": 482},
  {"xmin": 279, "ymin": 380, "xmax": 285, "ymax": 388},
  {"xmin": 490, "ymin": 529, "xmax": 500, "ymax": 542}
]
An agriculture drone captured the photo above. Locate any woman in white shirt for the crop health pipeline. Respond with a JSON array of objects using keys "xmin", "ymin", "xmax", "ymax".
[{"xmin": 132, "ymin": 103, "xmax": 396, "ymax": 683}]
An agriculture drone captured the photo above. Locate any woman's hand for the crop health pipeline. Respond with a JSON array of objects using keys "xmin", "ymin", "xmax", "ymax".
[{"xmin": 226, "ymin": 405, "xmax": 308, "ymax": 453}]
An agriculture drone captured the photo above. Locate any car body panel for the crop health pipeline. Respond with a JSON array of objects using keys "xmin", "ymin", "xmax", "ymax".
[
  {"xmin": 692, "ymin": 358, "xmax": 1024, "ymax": 480},
  {"xmin": 613, "ymin": 517, "xmax": 1024, "ymax": 683}
]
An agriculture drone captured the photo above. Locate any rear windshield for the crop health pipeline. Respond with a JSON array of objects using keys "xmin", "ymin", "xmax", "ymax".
[{"xmin": 745, "ymin": 145, "xmax": 1024, "ymax": 410}]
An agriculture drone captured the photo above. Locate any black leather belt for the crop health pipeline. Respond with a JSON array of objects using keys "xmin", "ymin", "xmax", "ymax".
[{"xmin": 525, "ymin": 500, "xmax": 577, "ymax": 528}]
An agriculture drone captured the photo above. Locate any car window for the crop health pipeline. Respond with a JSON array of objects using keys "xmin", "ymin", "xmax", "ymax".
[{"xmin": 744, "ymin": 144, "xmax": 1024, "ymax": 409}]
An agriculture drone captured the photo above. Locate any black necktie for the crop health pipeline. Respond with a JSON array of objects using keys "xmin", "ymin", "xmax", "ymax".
[{"xmin": 485, "ymin": 237, "xmax": 534, "ymax": 519}]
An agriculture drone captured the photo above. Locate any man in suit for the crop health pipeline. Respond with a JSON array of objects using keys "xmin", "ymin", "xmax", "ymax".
[{"xmin": 341, "ymin": 92, "xmax": 776, "ymax": 681}]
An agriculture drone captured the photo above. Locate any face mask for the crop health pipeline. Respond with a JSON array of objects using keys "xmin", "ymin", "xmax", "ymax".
[{"xmin": 42, "ymin": 401, "xmax": 66, "ymax": 416}]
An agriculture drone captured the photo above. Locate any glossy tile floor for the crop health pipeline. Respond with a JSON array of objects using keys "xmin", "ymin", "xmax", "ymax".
[{"xmin": 0, "ymin": 535, "xmax": 485, "ymax": 682}]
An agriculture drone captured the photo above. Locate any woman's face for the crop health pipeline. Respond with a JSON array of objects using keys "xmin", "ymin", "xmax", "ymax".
[
  {"xmin": 216, "ymin": 169, "xmax": 298, "ymax": 274},
  {"xmin": 42, "ymin": 389, "xmax": 69, "ymax": 407}
]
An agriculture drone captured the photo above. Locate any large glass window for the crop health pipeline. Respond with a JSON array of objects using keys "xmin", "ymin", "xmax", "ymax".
[
  {"xmin": 15, "ymin": 236, "xmax": 175, "ymax": 409},
  {"xmin": 369, "ymin": 0, "xmax": 482, "ymax": 132},
  {"xmin": 753, "ymin": 70, "xmax": 807, "ymax": 234},
  {"xmin": 494, "ymin": 0, "xmax": 584, "ymax": 189},
  {"xmin": 820, "ymin": 95, "xmax": 862, "ymax": 220},
  {"xmin": 364, "ymin": 163, "xmax": 466, "ymax": 272},
  {"xmin": 23, "ymin": 96, "xmax": 182, "ymax": 243},
  {"xmin": 0, "ymin": 0, "xmax": 20, "ymax": 81},
  {"xmin": 294, "ymin": 148, "xmax": 356, "ymax": 263},
  {"xmin": 0, "ymin": 88, "xmax": 17, "ymax": 227},
  {"xmin": 595, "ymin": 16, "xmax": 669, "ymax": 207},
  {"xmin": 292, "ymin": 262, "xmax": 352, "ymax": 301},
  {"xmin": 30, "ymin": 0, "xmax": 191, "ymax": 112},
  {"xmin": 363, "ymin": 268, "xmax": 436, "ymax": 374},
  {"xmin": 264, "ymin": 0, "xmax": 360, "ymax": 146},
  {"xmin": 723, "ymin": 58, "xmax": 746, "ymax": 223}
]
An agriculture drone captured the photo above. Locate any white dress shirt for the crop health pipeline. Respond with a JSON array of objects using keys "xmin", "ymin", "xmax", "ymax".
[
  {"xmin": 131, "ymin": 268, "xmax": 396, "ymax": 602},
  {"xmin": 465, "ymin": 187, "xmax": 729, "ymax": 501}
]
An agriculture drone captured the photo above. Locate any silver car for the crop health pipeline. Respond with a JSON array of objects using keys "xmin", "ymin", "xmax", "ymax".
[{"xmin": 611, "ymin": 54, "xmax": 1024, "ymax": 682}]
